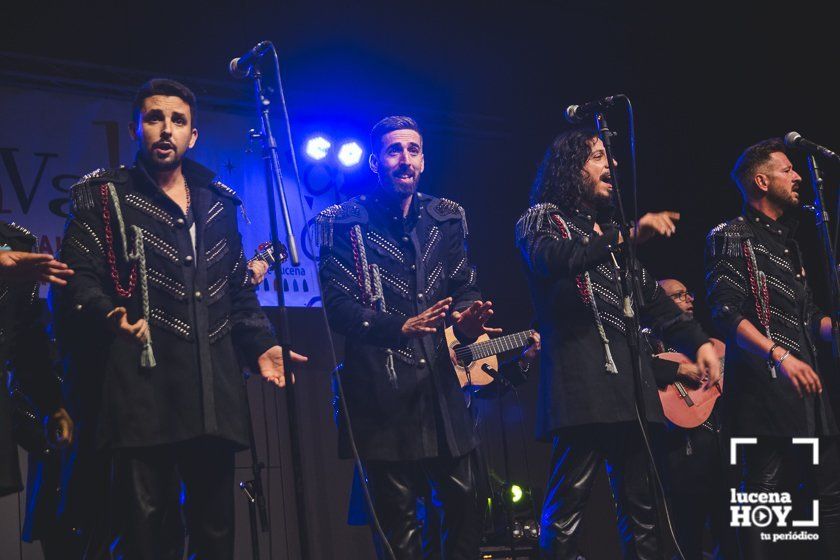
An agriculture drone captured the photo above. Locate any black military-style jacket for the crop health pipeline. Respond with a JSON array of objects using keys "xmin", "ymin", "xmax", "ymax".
[
  {"xmin": 53, "ymin": 157, "xmax": 277, "ymax": 450},
  {"xmin": 516, "ymin": 203, "xmax": 710, "ymax": 439},
  {"xmin": 705, "ymin": 205, "xmax": 837, "ymax": 437},
  {"xmin": 0, "ymin": 222, "xmax": 62, "ymax": 496},
  {"xmin": 317, "ymin": 190, "xmax": 482, "ymax": 462}
]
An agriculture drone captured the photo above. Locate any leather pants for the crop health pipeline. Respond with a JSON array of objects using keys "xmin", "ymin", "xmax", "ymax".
[
  {"xmin": 739, "ymin": 436, "xmax": 840, "ymax": 560},
  {"xmin": 539, "ymin": 423, "xmax": 660, "ymax": 560},
  {"xmin": 114, "ymin": 437, "xmax": 234, "ymax": 560},
  {"xmin": 364, "ymin": 451, "xmax": 482, "ymax": 560}
]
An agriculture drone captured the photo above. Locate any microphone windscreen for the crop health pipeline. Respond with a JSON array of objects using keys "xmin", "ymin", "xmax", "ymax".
[{"xmin": 783, "ymin": 131, "xmax": 802, "ymax": 147}]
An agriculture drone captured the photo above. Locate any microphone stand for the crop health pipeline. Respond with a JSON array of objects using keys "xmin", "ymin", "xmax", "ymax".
[
  {"xmin": 593, "ymin": 110, "xmax": 668, "ymax": 560},
  {"xmin": 804, "ymin": 155, "xmax": 840, "ymax": 369},
  {"xmin": 246, "ymin": 61, "xmax": 310, "ymax": 558}
]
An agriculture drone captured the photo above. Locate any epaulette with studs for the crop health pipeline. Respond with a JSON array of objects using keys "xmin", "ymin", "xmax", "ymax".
[
  {"xmin": 425, "ymin": 195, "xmax": 469, "ymax": 237},
  {"xmin": 515, "ymin": 202, "xmax": 561, "ymax": 245},
  {"xmin": 706, "ymin": 216, "xmax": 753, "ymax": 258},
  {"xmin": 315, "ymin": 199, "xmax": 369, "ymax": 248},
  {"xmin": 209, "ymin": 180, "xmax": 251, "ymax": 222},
  {"xmin": 70, "ymin": 167, "xmax": 126, "ymax": 212},
  {"xmin": 209, "ymin": 180, "xmax": 242, "ymax": 204},
  {"xmin": 2, "ymin": 221, "xmax": 37, "ymax": 245}
]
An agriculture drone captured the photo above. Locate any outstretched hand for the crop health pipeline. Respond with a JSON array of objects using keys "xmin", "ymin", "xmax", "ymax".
[
  {"xmin": 631, "ymin": 211, "xmax": 680, "ymax": 244},
  {"xmin": 451, "ymin": 300, "xmax": 503, "ymax": 339},
  {"xmin": 257, "ymin": 345, "xmax": 309, "ymax": 388},
  {"xmin": 0, "ymin": 251, "xmax": 74, "ymax": 286}
]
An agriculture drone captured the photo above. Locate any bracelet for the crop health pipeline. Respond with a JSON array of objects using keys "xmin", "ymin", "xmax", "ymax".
[
  {"xmin": 518, "ymin": 360, "xmax": 531, "ymax": 373},
  {"xmin": 775, "ymin": 351, "xmax": 791, "ymax": 368},
  {"xmin": 767, "ymin": 343, "xmax": 781, "ymax": 362}
]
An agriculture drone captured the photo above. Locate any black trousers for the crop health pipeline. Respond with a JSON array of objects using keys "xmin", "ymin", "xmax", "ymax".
[
  {"xmin": 539, "ymin": 423, "xmax": 660, "ymax": 560},
  {"xmin": 739, "ymin": 436, "xmax": 840, "ymax": 560},
  {"xmin": 114, "ymin": 436, "xmax": 235, "ymax": 560},
  {"xmin": 364, "ymin": 451, "xmax": 482, "ymax": 560},
  {"xmin": 664, "ymin": 424, "xmax": 738, "ymax": 560}
]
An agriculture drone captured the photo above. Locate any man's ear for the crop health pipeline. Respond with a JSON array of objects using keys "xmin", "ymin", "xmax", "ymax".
[
  {"xmin": 188, "ymin": 128, "xmax": 198, "ymax": 149},
  {"xmin": 754, "ymin": 173, "xmax": 769, "ymax": 193},
  {"xmin": 128, "ymin": 121, "xmax": 138, "ymax": 142},
  {"xmin": 368, "ymin": 153, "xmax": 378, "ymax": 174}
]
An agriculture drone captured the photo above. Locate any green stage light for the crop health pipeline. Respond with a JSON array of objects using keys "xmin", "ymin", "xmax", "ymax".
[{"xmin": 510, "ymin": 484, "xmax": 523, "ymax": 503}]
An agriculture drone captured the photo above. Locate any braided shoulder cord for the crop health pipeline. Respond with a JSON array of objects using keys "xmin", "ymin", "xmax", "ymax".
[
  {"xmin": 101, "ymin": 184, "xmax": 137, "ymax": 297},
  {"xmin": 351, "ymin": 225, "xmax": 398, "ymax": 385},
  {"xmin": 350, "ymin": 225, "xmax": 373, "ymax": 307},
  {"xmin": 370, "ymin": 263, "xmax": 397, "ymax": 386},
  {"xmin": 743, "ymin": 239, "xmax": 776, "ymax": 378},
  {"xmin": 551, "ymin": 214, "xmax": 618, "ymax": 374},
  {"xmin": 102, "ymin": 183, "xmax": 156, "ymax": 368}
]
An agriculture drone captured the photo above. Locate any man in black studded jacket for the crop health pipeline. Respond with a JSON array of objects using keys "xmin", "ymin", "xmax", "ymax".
[
  {"xmin": 52, "ymin": 79, "xmax": 304, "ymax": 560},
  {"xmin": 318, "ymin": 116, "xmax": 497, "ymax": 559},
  {"xmin": 516, "ymin": 127, "xmax": 721, "ymax": 559},
  {"xmin": 705, "ymin": 138, "xmax": 839, "ymax": 559}
]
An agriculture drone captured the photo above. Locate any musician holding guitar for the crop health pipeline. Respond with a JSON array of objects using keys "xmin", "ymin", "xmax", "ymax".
[{"xmin": 646, "ymin": 278, "xmax": 737, "ymax": 560}]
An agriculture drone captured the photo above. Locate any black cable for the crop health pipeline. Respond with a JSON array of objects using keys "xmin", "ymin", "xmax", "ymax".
[{"xmin": 260, "ymin": 42, "xmax": 397, "ymax": 560}]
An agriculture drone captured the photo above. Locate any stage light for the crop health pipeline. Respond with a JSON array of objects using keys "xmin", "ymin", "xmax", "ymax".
[
  {"xmin": 510, "ymin": 484, "xmax": 523, "ymax": 503},
  {"xmin": 337, "ymin": 141, "xmax": 363, "ymax": 167},
  {"xmin": 305, "ymin": 136, "xmax": 331, "ymax": 160}
]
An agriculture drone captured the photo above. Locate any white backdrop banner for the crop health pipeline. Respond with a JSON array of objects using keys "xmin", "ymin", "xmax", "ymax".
[{"xmin": 0, "ymin": 84, "xmax": 329, "ymax": 307}]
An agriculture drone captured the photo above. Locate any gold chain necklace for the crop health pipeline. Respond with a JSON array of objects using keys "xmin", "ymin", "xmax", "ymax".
[{"xmin": 184, "ymin": 179, "xmax": 191, "ymax": 214}]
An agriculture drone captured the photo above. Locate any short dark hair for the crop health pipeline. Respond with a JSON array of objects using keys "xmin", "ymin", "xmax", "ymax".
[
  {"xmin": 132, "ymin": 78, "xmax": 197, "ymax": 125},
  {"xmin": 370, "ymin": 115, "xmax": 421, "ymax": 153},
  {"xmin": 731, "ymin": 137, "xmax": 786, "ymax": 195},
  {"xmin": 530, "ymin": 127, "xmax": 599, "ymax": 210}
]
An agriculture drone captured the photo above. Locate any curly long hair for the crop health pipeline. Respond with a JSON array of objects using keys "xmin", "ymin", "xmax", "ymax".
[{"xmin": 529, "ymin": 127, "xmax": 598, "ymax": 210}]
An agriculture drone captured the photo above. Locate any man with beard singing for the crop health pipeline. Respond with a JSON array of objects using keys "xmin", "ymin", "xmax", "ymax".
[
  {"xmin": 515, "ymin": 127, "xmax": 721, "ymax": 559},
  {"xmin": 318, "ymin": 116, "xmax": 497, "ymax": 559},
  {"xmin": 705, "ymin": 138, "xmax": 840, "ymax": 559},
  {"xmin": 53, "ymin": 78, "xmax": 306, "ymax": 559}
]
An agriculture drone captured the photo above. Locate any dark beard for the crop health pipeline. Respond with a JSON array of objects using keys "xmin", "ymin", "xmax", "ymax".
[
  {"xmin": 579, "ymin": 175, "xmax": 613, "ymax": 212},
  {"xmin": 141, "ymin": 149, "xmax": 183, "ymax": 172}
]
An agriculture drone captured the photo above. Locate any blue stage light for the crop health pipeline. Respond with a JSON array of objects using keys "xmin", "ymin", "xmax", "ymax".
[
  {"xmin": 337, "ymin": 141, "xmax": 364, "ymax": 167},
  {"xmin": 305, "ymin": 136, "xmax": 331, "ymax": 160}
]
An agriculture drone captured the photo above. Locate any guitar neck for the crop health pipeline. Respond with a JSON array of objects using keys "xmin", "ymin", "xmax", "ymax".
[{"xmin": 460, "ymin": 330, "xmax": 535, "ymax": 361}]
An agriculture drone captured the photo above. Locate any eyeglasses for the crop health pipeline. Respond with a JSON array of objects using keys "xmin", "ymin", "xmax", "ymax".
[{"xmin": 669, "ymin": 290, "xmax": 694, "ymax": 303}]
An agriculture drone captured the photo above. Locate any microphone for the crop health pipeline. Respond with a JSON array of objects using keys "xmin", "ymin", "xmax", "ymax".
[
  {"xmin": 784, "ymin": 131, "xmax": 840, "ymax": 163},
  {"xmin": 564, "ymin": 95, "xmax": 622, "ymax": 124},
  {"xmin": 229, "ymin": 41, "xmax": 273, "ymax": 78}
]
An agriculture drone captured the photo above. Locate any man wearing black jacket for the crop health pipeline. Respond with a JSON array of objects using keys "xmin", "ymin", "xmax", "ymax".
[
  {"xmin": 0, "ymin": 222, "xmax": 73, "ymax": 500},
  {"xmin": 53, "ymin": 79, "xmax": 305, "ymax": 560},
  {"xmin": 318, "ymin": 115, "xmax": 497, "ymax": 559},
  {"xmin": 516, "ymin": 128, "xmax": 721, "ymax": 559},
  {"xmin": 705, "ymin": 138, "xmax": 840, "ymax": 559}
]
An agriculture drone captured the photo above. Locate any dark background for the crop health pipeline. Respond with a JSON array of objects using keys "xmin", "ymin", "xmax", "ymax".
[{"xmin": 2, "ymin": 1, "xmax": 839, "ymax": 558}]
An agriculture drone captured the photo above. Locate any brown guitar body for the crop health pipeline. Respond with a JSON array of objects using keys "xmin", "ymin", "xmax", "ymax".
[
  {"xmin": 657, "ymin": 338, "xmax": 726, "ymax": 429},
  {"xmin": 445, "ymin": 327, "xmax": 499, "ymax": 389}
]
